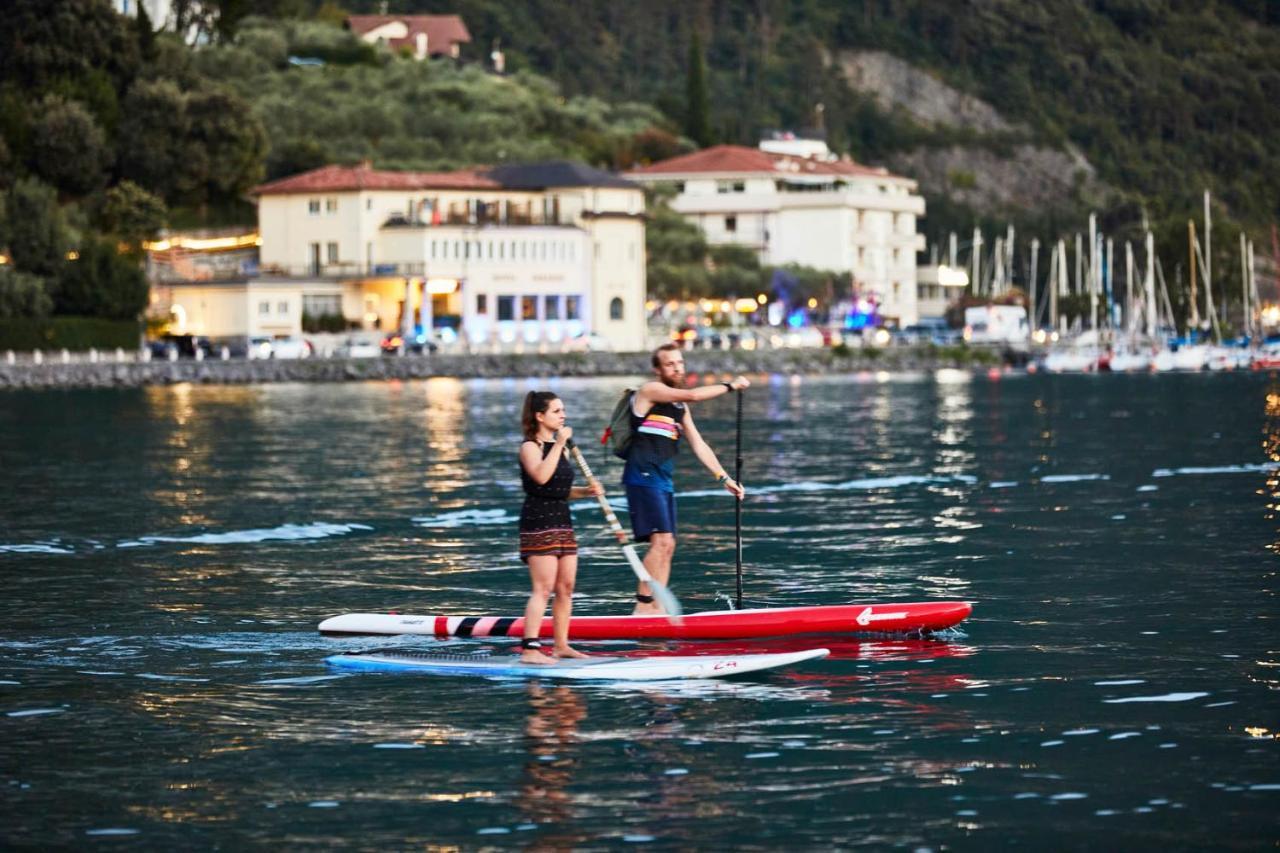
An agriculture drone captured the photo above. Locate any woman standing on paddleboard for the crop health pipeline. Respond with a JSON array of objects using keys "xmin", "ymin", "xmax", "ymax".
[{"xmin": 518, "ymin": 392, "xmax": 602, "ymax": 664}]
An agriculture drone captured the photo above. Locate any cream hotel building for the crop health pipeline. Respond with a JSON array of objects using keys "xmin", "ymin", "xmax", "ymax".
[{"xmin": 150, "ymin": 160, "xmax": 648, "ymax": 351}]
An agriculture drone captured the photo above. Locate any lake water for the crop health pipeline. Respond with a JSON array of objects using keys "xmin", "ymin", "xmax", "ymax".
[{"xmin": 1, "ymin": 371, "xmax": 1276, "ymax": 848}]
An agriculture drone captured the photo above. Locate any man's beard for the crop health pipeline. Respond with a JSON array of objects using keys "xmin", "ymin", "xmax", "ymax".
[{"xmin": 660, "ymin": 373, "xmax": 682, "ymax": 388}]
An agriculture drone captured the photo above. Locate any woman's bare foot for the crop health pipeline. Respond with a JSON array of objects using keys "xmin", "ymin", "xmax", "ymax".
[
  {"xmin": 520, "ymin": 648, "xmax": 557, "ymax": 665},
  {"xmin": 553, "ymin": 646, "xmax": 589, "ymax": 659}
]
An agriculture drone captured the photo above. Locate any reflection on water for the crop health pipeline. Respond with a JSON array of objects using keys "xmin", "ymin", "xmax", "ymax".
[{"xmin": 520, "ymin": 683, "xmax": 585, "ymax": 834}]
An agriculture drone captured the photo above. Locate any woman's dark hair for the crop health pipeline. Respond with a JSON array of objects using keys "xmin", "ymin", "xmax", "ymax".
[{"xmin": 521, "ymin": 391, "xmax": 559, "ymax": 440}]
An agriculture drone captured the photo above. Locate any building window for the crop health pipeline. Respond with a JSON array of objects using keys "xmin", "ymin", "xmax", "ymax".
[
  {"xmin": 521, "ymin": 295, "xmax": 537, "ymax": 320},
  {"xmin": 725, "ymin": 215, "xmax": 737, "ymax": 233},
  {"xmin": 278, "ymin": 300, "xmax": 290, "ymax": 315},
  {"xmin": 327, "ymin": 242, "xmax": 339, "ymax": 263},
  {"xmin": 325, "ymin": 198, "xmax": 338, "ymax": 213},
  {"xmin": 544, "ymin": 295, "xmax": 559, "ymax": 320},
  {"xmin": 430, "ymin": 240, "xmax": 437, "ymax": 259},
  {"xmin": 609, "ymin": 297, "xmax": 624, "ymax": 321},
  {"xmin": 308, "ymin": 199, "xmax": 320, "ymax": 215},
  {"xmin": 497, "ymin": 296, "xmax": 515, "ymax": 321},
  {"xmin": 565, "ymin": 296, "xmax": 581, "ymax": 320},
  {"xmin": 366, "ymin": 198, "xmax": 372, "ymax": 211},
  {"xmin": 259, "ymin": 301, "xmax": 270, "ymax": 316},
  {"xmin": 476, "ymin": 294, "xmax": 488, "ymax": 315},
  {"xmin": 304, "ymin": 295, "xmax": 341, "ymax": 316}
]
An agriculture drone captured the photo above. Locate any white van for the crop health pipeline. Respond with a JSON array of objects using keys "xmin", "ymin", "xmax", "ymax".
[{"xmin": 963, "ymin": 305, "xmax": 1029, "ymax": 345}]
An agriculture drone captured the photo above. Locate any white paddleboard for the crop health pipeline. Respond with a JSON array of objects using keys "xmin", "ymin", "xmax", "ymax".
[{"xmin": 324, "ymin": 647, "xmax": 829, "ymax": 681}]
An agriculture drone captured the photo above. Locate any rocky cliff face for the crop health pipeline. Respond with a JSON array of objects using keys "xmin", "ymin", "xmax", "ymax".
[
  {"xmin": 835, "ymin": 50, "xmax": 1013, "ymax": 133},
  {"xmin": 832, "ymin": 50, "xmax": 1108, "ymax": 212}
]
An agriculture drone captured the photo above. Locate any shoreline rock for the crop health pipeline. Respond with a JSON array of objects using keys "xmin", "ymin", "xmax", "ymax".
[{"xmin": 0, "ymin": 348, "xmax": 1003, "ymax": 390}]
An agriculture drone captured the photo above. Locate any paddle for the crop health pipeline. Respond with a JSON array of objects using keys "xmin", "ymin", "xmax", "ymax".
[
  {"xmin": 734, "ymin": 387, "xmax": 744, "ymax": 609},
  {"xmin": 565, "ymin": 439, "xmax": 683, "ymax": 621}
]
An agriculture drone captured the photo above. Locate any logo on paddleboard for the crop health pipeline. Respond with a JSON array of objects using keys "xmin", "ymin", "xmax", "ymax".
[
  {"xmin": 855, "ymin": 606, "xmax": 910, "ymax": 626},
  {"xmin": 713, "ymin": 661, "xmax": 740, "ymax": 671}
]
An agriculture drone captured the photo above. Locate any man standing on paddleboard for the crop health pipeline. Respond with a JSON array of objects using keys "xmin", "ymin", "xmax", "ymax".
[{"xmin": 624, "ymin": 343, "xmax": 748, "ymax": 614}]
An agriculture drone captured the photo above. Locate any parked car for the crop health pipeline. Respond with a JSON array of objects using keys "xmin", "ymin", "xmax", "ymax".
[
  {"xmin": 381, "ymin": 330, "xmax": 437, "ymax": 355},
  {"xmin": 335, "ymin": 336, "xmax": 380, "ymax": 359},
  {"xmin": 566, "ymin": 331, "xmax": 613, "ymax": 352},
  {"xmin": 247, "ymin": 336, "xmax": 275, "ymax": 359},
  {"xmin": 270, "ymin": 336, "xmax": 313, "ymax": 359},
  {"xmin": 147, "ymin": 334, "xmax": 214, "ymax": 360}
]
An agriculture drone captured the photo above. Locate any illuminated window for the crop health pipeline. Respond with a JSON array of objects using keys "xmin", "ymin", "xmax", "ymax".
[{"xmin": 521, "ymin": 295, "xmax": 537, "ymax": 320}]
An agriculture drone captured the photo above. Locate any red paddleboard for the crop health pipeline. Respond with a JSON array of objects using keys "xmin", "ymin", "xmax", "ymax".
[{"xmin": 318, "ymin": 601, "xmax": 972, "ymax": 640}]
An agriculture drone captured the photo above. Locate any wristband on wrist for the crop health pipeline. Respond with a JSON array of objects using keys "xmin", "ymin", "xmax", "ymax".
[
  {"xmin": 716, "ymin": 471, "xmax": 729, "ymax": 484},
  {"xmin": 721, "ymin": 381, "xmax": 733, "ymax": 391}
]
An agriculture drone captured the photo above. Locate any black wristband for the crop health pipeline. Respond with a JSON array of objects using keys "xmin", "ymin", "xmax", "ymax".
[{"xmin": 722, "ymin": 381, "xmax": 733, "ymax": 391}]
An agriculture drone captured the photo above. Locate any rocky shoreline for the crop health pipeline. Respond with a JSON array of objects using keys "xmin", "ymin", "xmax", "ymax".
[{"xmin": 0, "ymin": 347, "xmax": 1005, "ymax": 390}]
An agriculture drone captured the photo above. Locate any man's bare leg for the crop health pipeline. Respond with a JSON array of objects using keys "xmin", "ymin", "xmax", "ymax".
[{"xmin": 634, "ymin": 532, "xmax": 675, "ymax": 614}]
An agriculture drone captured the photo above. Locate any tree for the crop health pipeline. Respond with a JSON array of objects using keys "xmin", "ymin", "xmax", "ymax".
[
  {"xmin": 185, "ymin": 88, "xmax": 267, "ymax": 203},
  {"xmin": 98, "ymin": 181, "xmax": 167, "ymax": 248},
  {"xmin": 54, "ymin": 236, "xmax": 148, "ymax": 320},
  {"xmin": 4, "ymin": 178, "xmax": 68, "ymax": 279},
  {"xmin": 0, "ymin": 267, "xmax": 52, "ymax": 319},
  {"xmin": 684, "ymin": 31, "xmax": 713, "ymax": 147},
  {"xmin": 115, "ymin": 79, "xmax": 193, "ymax": 204},
  {"xmin": 265, "ymin": 137, "xmax": 331, "ymax": 182},
  {"xmin": 29, "ymin": 96, "xmax": 109, "ymax": 197}
]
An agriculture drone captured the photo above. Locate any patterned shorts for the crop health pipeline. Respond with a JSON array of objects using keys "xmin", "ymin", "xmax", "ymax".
[{"xmin": 519, "ymin": 527, "xmax": 578, "ymax": 563}]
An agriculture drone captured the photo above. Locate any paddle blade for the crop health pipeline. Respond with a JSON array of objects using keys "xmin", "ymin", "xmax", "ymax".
[{"xmin": 649, "ymin": 579, "xmax": 683, "ymax": 623}]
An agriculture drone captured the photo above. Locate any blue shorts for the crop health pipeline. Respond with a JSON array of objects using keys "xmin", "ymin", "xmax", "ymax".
[{"xmin": 625, "ymin": 484, "xmax": 676, "ymax": 543}]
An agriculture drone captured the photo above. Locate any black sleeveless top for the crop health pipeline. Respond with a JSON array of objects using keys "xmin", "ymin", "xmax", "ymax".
[
  {"xmin": 519, "ymin": 440, "xmax": 575, "ymax": 532},
  {"xmin": 622, "ymin": 399, "xmax": 685, "ymax": 492}
]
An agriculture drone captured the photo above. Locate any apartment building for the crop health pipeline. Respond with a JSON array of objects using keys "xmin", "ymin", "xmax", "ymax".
[
  {"xmin": 627, "ymin": 139, "xmax": 926, "ymax": 326},
  {"xmin": 152, "ymin": 161, "xmax": 648, "ymax": 351}
]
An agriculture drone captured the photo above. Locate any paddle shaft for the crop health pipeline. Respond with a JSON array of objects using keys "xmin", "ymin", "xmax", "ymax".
[
  {"xmin": 565, "ymin": 440, "xmax": 682, "ymax": 619},
  {"xmin": 734, "ymin": 389, "xmax": 743, "ymax": 608}
]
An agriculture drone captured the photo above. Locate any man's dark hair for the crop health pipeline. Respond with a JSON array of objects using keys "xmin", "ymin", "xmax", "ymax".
[{"xmin": 651, "ymin": 342, "xmax": 681, "ymax": 368}]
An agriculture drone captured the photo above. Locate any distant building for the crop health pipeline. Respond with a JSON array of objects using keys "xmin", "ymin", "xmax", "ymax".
[
  {"xmin": 916, "ymin": 264, "xmax": 970, "ymax": 322},
  {"xmin": 149, "ymin": 161, "xmax": 647, "ymax": 352},
  {"xmin": 345, "ymin": 14, "xmax": 471, "ymax": 60},
  {"xmin": 109, "ymin": 0, "xmax": 205, "ymax": 43},
  {"xmin": 626, "ymin": 139, "xmax": 926, "ymax": 326}
]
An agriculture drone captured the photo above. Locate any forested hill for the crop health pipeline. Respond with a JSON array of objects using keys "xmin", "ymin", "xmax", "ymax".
[{"xmin": 358, "ymin": 0, "xmax": 1279, "ymax": 234}]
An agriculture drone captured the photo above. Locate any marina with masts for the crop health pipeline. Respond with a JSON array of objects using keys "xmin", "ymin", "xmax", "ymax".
[{"xmin": 935, "ymin": 189, "xmax": 1273, "ymax": 373}]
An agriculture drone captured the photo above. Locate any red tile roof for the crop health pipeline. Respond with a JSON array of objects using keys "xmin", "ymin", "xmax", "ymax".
[
  {"xmin": 251, "ymin": 163, "xmax": 499, "ymax": 196},
  {"xmin": 629, "ymin": 144, "xmax": 894, "ymax": 179},
  {"xmin": 346, "ymin": 15, "xmax": 471, "ymax": 56}
]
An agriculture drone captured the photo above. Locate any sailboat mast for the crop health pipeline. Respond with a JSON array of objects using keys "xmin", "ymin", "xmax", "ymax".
[
  {"xmin": 1188, "ymin": 220, "xmax": 1201, "ymax": 333},
  {"xmin": 972, "ymin": 227, "xmax": 982, "ymax": 300},
  {"xmin": 1145, "ymin": 230, "xmax": 1157, "ymax": 339},
  {"xmin": 1029, "ymin": 237, "xmax": 1040, "ymax": 328},
  {"xmin": 1089, "ymin": 214, "xmax": 1098, "ymax": 331}
]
